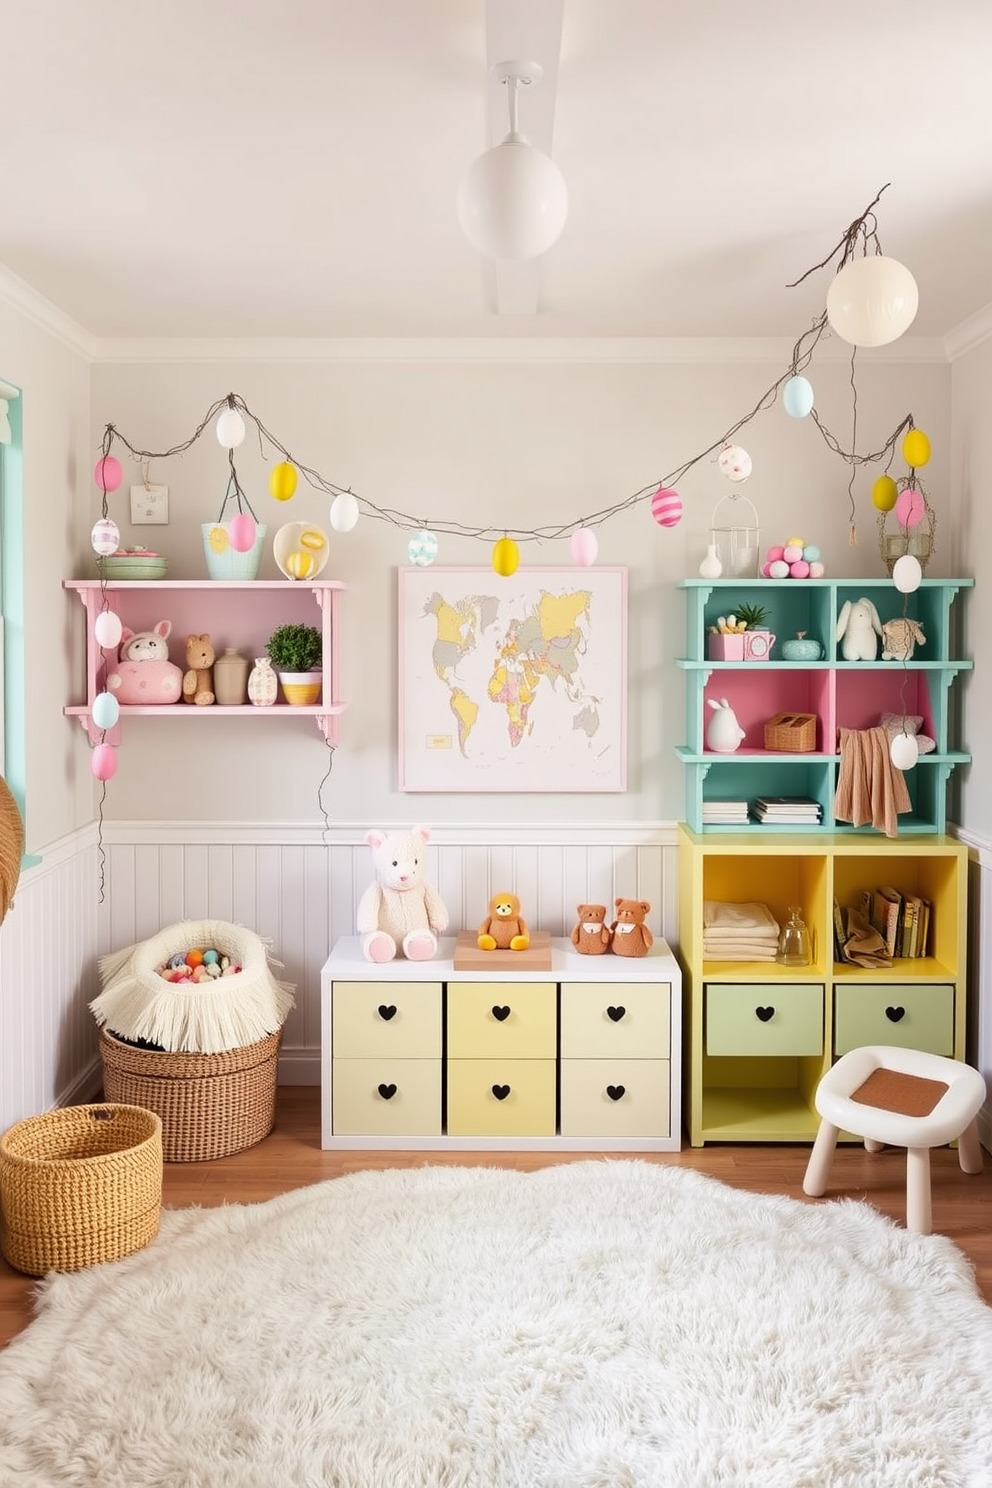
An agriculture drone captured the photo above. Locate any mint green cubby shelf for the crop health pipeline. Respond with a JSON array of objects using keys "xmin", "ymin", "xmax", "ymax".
[{"xmin": 676, "ymin": 578, "xmax": 973, "ymax": 835}]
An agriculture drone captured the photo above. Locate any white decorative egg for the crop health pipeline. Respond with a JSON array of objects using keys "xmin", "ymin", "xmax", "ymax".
[
  {"xmin": 718, "ymin": 445, "xmax": 752, "ymax": 482},
  {"xmin": 408, "ymin": 529, "xmax": 438, "ymax": 566}
]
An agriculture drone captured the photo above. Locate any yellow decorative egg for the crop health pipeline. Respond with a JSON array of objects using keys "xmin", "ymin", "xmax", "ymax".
[
  {"xmin": 872, "ymin": 475, "xmax": 898, "ymax": 511},
  {"xmin": 285, "ymin": 549, "xmax": 315, "ymax": 580},
  {"xmin": 785, "ymin": 535, "xmax": 805, "ymax": 548},
  {"xmin": 902, "ymin": 429, "xmax": 931, "ymax": 469},
  {"xmin": 207, "ymin": 525, "xmax": 229, "ymax": 554},
  {"xmin": 269, "ymin": 462, "xmax": 298, "ymax": 501},
  {"xmin": 300, "ymin": 528, "xmax": 326, "ymax": 551},
  {"xmin": 493, "ymin": 537, "xmax": 520, "ymax": 577}
]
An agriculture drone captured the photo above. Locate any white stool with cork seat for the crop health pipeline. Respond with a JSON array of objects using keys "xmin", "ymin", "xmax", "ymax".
[{"xmin": 803, "ymin": 1044, "xmax": 987, "ymax": 1235}]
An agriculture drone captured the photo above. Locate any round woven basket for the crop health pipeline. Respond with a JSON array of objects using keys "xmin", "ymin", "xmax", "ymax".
[
  {"xmin": 0, "ymin": 1103, "xmax": 162, "ymax": 1275},
  {"xmin": 99, "ymin": 1027, "xmax": 282, "ymax": 1162},
  {"xmin": 0, "ymin": 774, "xmax": 24, "ymax": 928}
]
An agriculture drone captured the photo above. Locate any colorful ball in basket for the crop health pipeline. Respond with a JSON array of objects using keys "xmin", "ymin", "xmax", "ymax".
[
  {"xmin": 650, "ymin": 486, "xmax": 683, "ymax": 528},
  {"xmin": 408, "ymin": 529, "xmax": 438, "ymax": 566},
  {"xmin": 895, "ymin": 487, "xmax": 926, "ymax": 529}
]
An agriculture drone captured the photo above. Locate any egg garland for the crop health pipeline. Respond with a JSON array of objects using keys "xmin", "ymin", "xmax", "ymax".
[
  {"xmin": 902, "ymin": 427, "xmax": 931, "ymax": 469},
  {"xmin": 871, "ymin": 474, "xmax": 898, "ymax": 512},
  {"xmin": 894, "ymin": 486, "xmax": 926, "ymax": 530},
  {"xmin": 93, "ymin": 455, "xmax": 123, "ymax": 493},
  {"xmin": 782, "ymin": 375, "xmax": 815, "ymax": 419},
  {"xmin": 90, "ymin": 517, "xmax": 121, "ymax": 556},
  {"xmin": 408, "ymin": 528, "xmax": 439, "ymax": 567},
  {"xmin": 761, "ymin": 537, "xmax": 825, "ymax": 580},
  {"xmin": 492, "ymin": 537, "xmax": 520, "ymax": 577},
  {"xmin": 570, "ymin": 527, "xmax": 598, "ymax": 566},
  {"xmin": 650, "ymin": 486, "xmax": 683, "ymax": 527},
  {"xmin": 269, "ymin": 461, "xmax": 298, "ymax": 502},
  {"xmin": 329, "ymin": 491, "xmax": 360, "ymax": 533},
  {"xmin": 717, "ymin": 444, "xmax": 752, "ymax": 483}
]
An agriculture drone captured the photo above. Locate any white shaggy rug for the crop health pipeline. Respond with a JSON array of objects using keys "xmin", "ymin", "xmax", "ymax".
[{"xmin": 1, "ymin": 1161, "xmax": 991, "ymax": 1487}]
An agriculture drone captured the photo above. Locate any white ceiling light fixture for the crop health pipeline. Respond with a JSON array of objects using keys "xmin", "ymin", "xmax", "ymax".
[{"xmin": 457, "ymin": 60, "xmax": 568, "ymax": 262}]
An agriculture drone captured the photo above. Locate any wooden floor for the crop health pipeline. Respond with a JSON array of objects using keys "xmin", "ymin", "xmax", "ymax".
[{"xmin": 3, "ymin": 1086, "xmax": 991, "ymax": 1349}]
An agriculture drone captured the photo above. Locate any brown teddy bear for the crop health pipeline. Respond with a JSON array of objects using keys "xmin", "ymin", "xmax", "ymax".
[
  {"xmin": 477, "ymin": 892, "xmax": 530, "ymax": 951},
  {"xmin": 571, "ymin": 904, "xmax": 612, "ymax": 955},
  {"xmin": 610, "ymin": 898, "xmax": 653, "ymax": 957},
  {"xmin": 183, "ymin": 633, "xmax": 215, "ymax": 706}
]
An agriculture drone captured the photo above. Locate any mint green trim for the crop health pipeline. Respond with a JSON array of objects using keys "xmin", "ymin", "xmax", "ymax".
[{"xmin": 1, "ymin": 380, "xmax": 27, "ymax": 833}]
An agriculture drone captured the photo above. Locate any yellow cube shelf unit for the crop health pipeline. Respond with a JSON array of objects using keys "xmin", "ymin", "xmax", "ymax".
[{"xmin": 678, "ymin": 827, "xmax": 968, "ymax": 1146}]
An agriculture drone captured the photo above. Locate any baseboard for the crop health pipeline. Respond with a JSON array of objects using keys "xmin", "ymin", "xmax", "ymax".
[
  {"xmin": 278, "ymin": 1046, "xmax": 320, "ymax": 1085},
  {"xmin": 60, "ymin": 1055, "xmax": 104, "ymax": 1107}
]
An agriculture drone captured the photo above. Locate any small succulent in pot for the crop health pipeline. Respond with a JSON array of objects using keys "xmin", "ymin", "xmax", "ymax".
[
  {"xmin": 265, "ymin": 623, "xmax": 322, "ymax": 673},
  {"xmin": 733, "ymin": 602, "xmax": 771, "ymax": 631}
]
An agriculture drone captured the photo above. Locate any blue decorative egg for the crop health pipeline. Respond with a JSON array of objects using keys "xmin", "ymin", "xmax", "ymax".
[
  {"xmin": 802, "ymin": 544, "xmax": 820, "ymax": 562},
  {"xmin": 408, "ymin": 528, "xmax": 438, "ymax": 567},
  {"xmin": 782, "ymin": 375, "xmax": 815, "ymax": 418},
  {"xmin": 91, "ymin": 690, "xmax": 120, "ymax": 731}
]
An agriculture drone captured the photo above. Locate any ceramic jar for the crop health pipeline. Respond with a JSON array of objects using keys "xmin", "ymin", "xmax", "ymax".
[
  {"xmin": 247, "ymin": 656, "xmax": 278, "ymax": 707},
  {"xmin": 213, "ymin": 648, "xmax": 250, "ymax": 706},
  {"xmin": 781, "ymin": 631, "xmax": 823, "ymax": 661}
]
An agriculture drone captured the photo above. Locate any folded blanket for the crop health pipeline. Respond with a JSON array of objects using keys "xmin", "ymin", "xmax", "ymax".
[
  {"xmin": 703, "ymin": 940, "xmax": 779, "ymax": 960},
  {"xmin": 703, "ymin": 925, "xmax": 780, "ymax": 943},
  {"xmin": 702, "ymin": 901, "xmax": 780, "ymax": 935}
]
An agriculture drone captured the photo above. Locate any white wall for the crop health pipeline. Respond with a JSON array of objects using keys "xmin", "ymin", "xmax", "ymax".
[{"xmin": 89, "ymin": 352, "xmax": 953, "ymax": 828}]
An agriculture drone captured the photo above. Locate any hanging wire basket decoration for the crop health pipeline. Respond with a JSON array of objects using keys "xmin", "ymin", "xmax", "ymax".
[
  {"xmin": 710, "ymin": 492, "xmax": 760, "ymax": 578},
  {"xmin": 877, "ymin": 477, "xmax": 936, "ymax": 576}
]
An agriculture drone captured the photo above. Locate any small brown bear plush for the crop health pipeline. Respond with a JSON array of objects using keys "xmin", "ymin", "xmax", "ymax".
[
  {"xmin": 571, "ymin": 904, "xmax": 612, "ymax": 956},
  {"xmin": 610, "ymin": 898, "xmax": 653, "ymax": 957},
  {"xmin": 477, "ymin": 892, "xmax": 530, "ymax": 951},
  {"xmin": 183, "ymin": 633, "xmax": 215, "ymax": 706}
]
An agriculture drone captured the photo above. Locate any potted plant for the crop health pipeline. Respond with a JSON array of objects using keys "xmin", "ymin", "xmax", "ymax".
[{"xmin": 265, "ymin": 623, "xmax": 323, "ymax": 705}]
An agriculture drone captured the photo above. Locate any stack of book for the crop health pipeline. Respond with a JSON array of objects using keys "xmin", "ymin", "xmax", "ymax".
[
  {"xmin": 833, "ymin": 888, "xmax": 932, "ymax": 960},
  {"xmin": 702, "ymin": 800, "xmax": 749, "ymax": 825},
  {"xmin": 753, "ymin": 796, "xmax": 823, "ymax": 826}
]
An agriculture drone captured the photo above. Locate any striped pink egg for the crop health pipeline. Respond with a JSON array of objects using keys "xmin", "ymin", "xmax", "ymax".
[{"xmin": 650, "ymin": 486, "xmax": 683, "ymax": 528}]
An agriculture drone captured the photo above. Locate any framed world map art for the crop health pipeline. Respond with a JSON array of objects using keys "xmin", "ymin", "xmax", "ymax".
[{"xmin": 397, "ymin": 566, "xmax": 627, "ymax": 792}]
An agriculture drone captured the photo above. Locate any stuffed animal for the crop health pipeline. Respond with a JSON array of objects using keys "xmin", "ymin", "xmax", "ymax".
[
  {"xmin": 570, "ymin": 904, "xmax": 612, "ymax": 956},
  {"xmin": 107, "ymin": 621, "xmax": 183, "ymax": 705},
  {"xmin": 610, "ymin": 898, "xmax": 653, "ymax": 957},
  {"xmin": 477, "ymin": 892, "xmax": 529, "ymax": 951},
  {"xmin": 835, "ymin": 598, "xmax": 882, "ymax": 661},
  {"xmin": 183, "ymin": 633, "xmax": 215, "ymax": 706},
  {"xmin": 881, "ymin": 616, "xmax": 926, "ymax": 660},
  {"xmin": 356, "ymin": 826, "xmax": 448, "ymax": 962}
]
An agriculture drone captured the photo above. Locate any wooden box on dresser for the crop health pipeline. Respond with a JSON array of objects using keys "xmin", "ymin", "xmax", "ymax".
[
  {"xmin": 675, "ymin": 576, "xmax": 972, "ymax": 1147},
  {"xmin": 321, "ymin": 937, "xmax": 683, "ymax": 1151}
]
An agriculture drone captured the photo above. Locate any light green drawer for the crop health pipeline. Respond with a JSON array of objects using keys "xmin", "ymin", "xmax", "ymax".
[
  {"xmin": 833, "ymin": 984, "xmax": 954, "ymax": 1056},
  {"xmin": 706, "ymin": 983, "xmax": 824, "ymax": 1056}
]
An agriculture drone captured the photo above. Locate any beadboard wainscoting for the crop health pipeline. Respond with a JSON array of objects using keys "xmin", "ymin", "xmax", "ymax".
[
  {"xmin": 96, "ymin": 823, "xmax": 681, "ymax": 1086},
  {"xmin": 962, "ymin": 831, "xmax": 992, "ymax": 1152},
  {"xmin": 0, "ymin": 826, "xmax": 103, "ymax": 1131}
]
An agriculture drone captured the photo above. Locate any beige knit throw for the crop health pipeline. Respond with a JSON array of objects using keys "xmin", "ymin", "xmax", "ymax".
[{"xmin": 834, "ymin": 726, "xmax": 911, "ymax": 838}]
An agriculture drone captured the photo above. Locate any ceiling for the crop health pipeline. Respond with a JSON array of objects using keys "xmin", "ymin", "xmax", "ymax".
[{"xmin": 3, "ymin": 0, "xmax": 992, "ymax": 345}]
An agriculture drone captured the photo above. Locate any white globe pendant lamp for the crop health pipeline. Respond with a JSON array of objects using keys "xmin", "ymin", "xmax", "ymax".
[
  {"xmin": 825, "ymin": 254, "xmax": 919, "ymax": 348},
  {"xmin": 457, "ymin": 61, "xmax": 568, "ymax": 262}
]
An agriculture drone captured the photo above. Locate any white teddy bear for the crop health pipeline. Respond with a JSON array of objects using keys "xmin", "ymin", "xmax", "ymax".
[{"xmin": 356, "ymin": 825, "xmax": 449, "ymax": 963}]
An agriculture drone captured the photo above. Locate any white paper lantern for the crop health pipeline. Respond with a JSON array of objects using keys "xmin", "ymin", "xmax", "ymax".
[
  {"xmin": 329, "ymin": 492, "xmax": 360, "ymax": 533},
  {"xmin": 826, "ymin": 256, "xmax": 919, "ymax": 348},
  {"xmin": 892, "ymin": 553, "xmax": 923, "ymax": 594}
]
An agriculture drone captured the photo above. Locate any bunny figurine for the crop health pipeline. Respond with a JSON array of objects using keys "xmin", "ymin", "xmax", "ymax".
[
  {"xmin": 835, "ymin": 597, "xmax": 883, "ymax": 661},
  {"xmin": 706, "ymin": 698, "xmax": 746, "ymax": 754}
]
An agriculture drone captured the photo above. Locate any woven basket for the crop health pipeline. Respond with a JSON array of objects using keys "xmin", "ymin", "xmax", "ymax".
[
  {"xmin": 0, "ymin": 774, "xmax": 24, "ymax": 928},
  {"xmin": 99, "ymin": 1028, "xmax": 282, "ymax": 1162},
  {"xmin": 764, "ymin": 711, "xmax": 817, "ymax": 753},
  {"xmin": 0, "ymin": 1104, "xmax": 162, "ymax": 1275}
]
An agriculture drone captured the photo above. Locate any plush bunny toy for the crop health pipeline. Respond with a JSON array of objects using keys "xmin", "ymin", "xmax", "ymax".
[
  {"xmin": 356, "ymin": 826, "xmax": 449, "ymax": 963},
  {"xmin": 835, "ymin": 597, "xmax": 883, "ymax": 661}
]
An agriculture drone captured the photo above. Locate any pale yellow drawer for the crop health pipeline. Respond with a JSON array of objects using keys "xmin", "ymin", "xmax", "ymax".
[
  {"xmin": 332, "ymin": 1058, "xmax": 442, "ymax": 1136},
  {"xmin": 332, "ymin": 981, "xmax": 442, "ymax": 1059},
  {"xmin": 446, "ymin": 983, "xmax": 556, "ymax": 1059},
  {"xmin": 706, "ymin": 983, "xmax": 824, "ymax": 1056},
  {"xmin": 560, "ymin": 982, "xmax": 670, "ymax": 1059},
  {"xmin": 560, "ymin": 1058, "xmax": 670, "ymax": 1138},
  {"xmin": 446, "ymin": 1058, "xmax": 556, "ymax": 1137},
  {"xmin": 833, "ymin": 984, "xmax": 954, "ymax": 1056}
]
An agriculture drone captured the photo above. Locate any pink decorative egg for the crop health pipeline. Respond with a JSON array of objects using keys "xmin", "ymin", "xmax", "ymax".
[
  {"xmin": 91, "ymin": 742, "xmax": 118, "ymax": 781},
  {"xmin": 228, "ymin": 513, "xmax": 257, "ymax": 552},
  {"xmin": 761, "ymin": 561, "xmax": 773, "ymax": 577},
  {"xmin": 93, "ymin": 455, "xmax": 123, "ymax": 493},
  {"xmin": 783, "ymin": 543, "xmax": 804, "ymax": 563},
  {"xmin": 894, "ymin": 487, "xmax": 926, "ymax": 529},
  {"xmin": 650, "ymin": 486, "xmax": 683, "ymax": 528},
  {"xmin": 767, "ymin": 545, "xmax": 785, "ymax": 563},
  {"xmin": 570, "ymin": 527, "xmax": 598, "ymax": 566},
  {"xmin": 789, "ymin": 560, "xmax": 811, "ymax": 578}
]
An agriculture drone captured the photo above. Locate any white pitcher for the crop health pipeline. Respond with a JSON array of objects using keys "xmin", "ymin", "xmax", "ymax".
[{"xmin": 706, "ymin": 697, "xmax": 746, "ymax": 753}]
